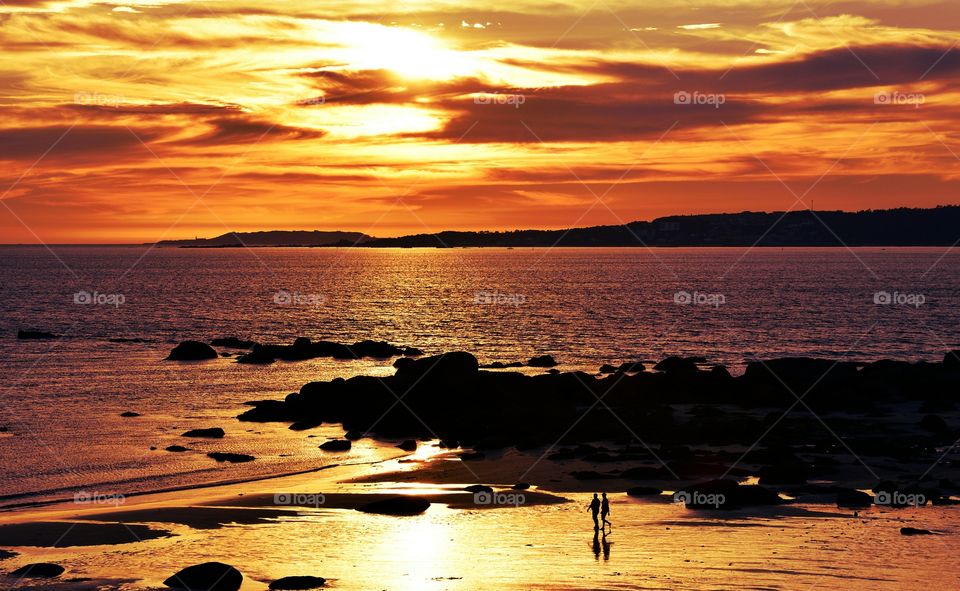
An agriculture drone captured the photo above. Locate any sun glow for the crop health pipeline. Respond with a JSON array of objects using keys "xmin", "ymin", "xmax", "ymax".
[{"xmin": 333, "ymin": 26, "xmax": 480, "ymax": 80}]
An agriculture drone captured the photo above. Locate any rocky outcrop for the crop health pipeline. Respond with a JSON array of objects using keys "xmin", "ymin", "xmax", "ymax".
[
  {"xmin": 164, "ymin": 562, "xmax": 242, "ymax": 591},
  {"xmin": 182, "ymin": 428, "xmax": 225, "ymax": 438},
  {"xmin": 269, "ymin": 576, "xmax": 326, "ymax": 589},
  {"xmin": 167, "ymin": 341, "xmax": 218, "ymax": 361},
  {"xmin": 356, "ymin": 496, "xmax": 430, "ymax": 515},
  {"xmin": 237, "ymin": 338, "xmax": 418, "ymax": 364},
  {"xmin": 10, "ymin": 563, "xmax": 64, "ymax": 578}
]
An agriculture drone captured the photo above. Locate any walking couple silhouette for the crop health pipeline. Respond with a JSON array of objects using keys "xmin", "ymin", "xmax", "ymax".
[{"xmin": 587, "ymin": 492, "xmax": 611, "ymax": 532}]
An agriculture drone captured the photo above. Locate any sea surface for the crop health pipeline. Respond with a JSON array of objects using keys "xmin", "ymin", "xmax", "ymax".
[{"xmin": 1, "ymin": 246, "xmax": 958, "ymax": 502}]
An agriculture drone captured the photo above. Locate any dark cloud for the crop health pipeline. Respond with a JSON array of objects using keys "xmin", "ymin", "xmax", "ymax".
[{"xmin": 0, "ymin": 124, "xmax": 161, "ymax": 161}]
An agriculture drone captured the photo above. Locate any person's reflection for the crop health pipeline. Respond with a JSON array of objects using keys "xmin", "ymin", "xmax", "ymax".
[{"xmin": 591, "ymin": 529, "xmax": 612, "ymax": 561}]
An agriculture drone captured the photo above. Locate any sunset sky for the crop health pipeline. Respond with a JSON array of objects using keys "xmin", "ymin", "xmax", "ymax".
[{"xmin": 1, "ymin": 0, "xmax": 958, "ymax": 243}]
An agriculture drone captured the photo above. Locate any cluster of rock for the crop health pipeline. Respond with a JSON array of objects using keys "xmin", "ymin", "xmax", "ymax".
[
  {"xmin": 165, "ymin": 337, "xmax": 422, "ymax": 363},
  {"xmin": 236, "ymin": 350, "xmax": 960, "ymax": 505}
]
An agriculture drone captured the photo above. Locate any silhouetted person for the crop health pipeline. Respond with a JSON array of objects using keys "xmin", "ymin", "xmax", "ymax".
[
  {"xmin": 587, "ymin": 493, "xmax": 600, "ymax": 530},
  {"xmin": 600, "ymin": 492, "xmax": 611, "ymax": 530}
]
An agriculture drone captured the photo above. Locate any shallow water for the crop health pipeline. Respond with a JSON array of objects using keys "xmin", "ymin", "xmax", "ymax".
[{"xmin": 1, "ymin": 246, "xmax": 958, "ymax": 502}]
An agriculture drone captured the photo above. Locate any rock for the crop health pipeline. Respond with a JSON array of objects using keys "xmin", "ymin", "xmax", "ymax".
[
  {"xmin": 618, "ymin": 361, "xmax": 645, "ymax": 373},
  {"xmin": 165, "ymin": 445, "xmax": 190, "ymax": 452},
  {"xmin": 393, "ymin": 351, "xmax": 480, "ymax": 383},
  {"xmin": 356, "ymin": 496, "xmax": 430, "ymax": 515},
  {"xmin": 211, "ymin": 337, "xmax": 257, "ymax": 349},
  {"xmin": 528, "ymin": 355, "xmax": 558, "ymax": 367},
  {"xmin": 403, "ymin": 347, "xmax": 424, "ymax": 356},
  {"xmin": 481, "ymin": 361, "xmax": 523, "ymax": 369},
  {"xmin": 512, "ymin": 482, "xmax": 530, "ymax": 490},
  {"xmin": 319, "ymin": 439, "xmax": 351, "ymax": 452},
  {"xmin": 289, "ymin": 419, "xmax": 323, "ymax": 431},
  {"xmin": 207, "ymin": 452, "xmax": 255, "ymax": 463},
  {"xmin": 677, "ymin": 479, "xmax": 783, "ymax": 509},
  {"xmin": 626, "ymin": 486, "xmax": 663, "ymax": 497},
  {"xmin": 167, "ymin": 341, "xmax": 218, "ymax": 361},
  {"xmin": 464, "ymin": 484, "xmax": 493, "ymax": 494},
  {"xmin": 757, "ymin": 464, "xmax": 809, "ymax": 485},
  {"xmin": 653, "ymin": 356, "xmax": 700, "ymax": 375},
  {"xmin": 120, "ymin": 411, "xmax": 141, "ymax": 417},
  {"xmin": 17, "ymin": 330, "xmax": 57, "ymax": 340},
  {"xmin": 900, "ymin": 527, "xmax": 935, "ymax": 536},
  {"xmin": 599, "ymin": 364, "xmax": 617, "ymax": 374},
  {"xmin": 836, "ymin": 488, "xmax": 873, "ymax": 508},
  {"xmin": 919, "ymin": 414, "xmax": 949, "ymax": 433},
  {"xmin": 944, "ymin": 350, "xmax": 960, "ymax": 370},
  {"xmin": 163, "ymin": 562, "xmax": 243, "ymax": 591},
  {"xmin": 182, "ymin": 427, "xmax": 225, "ymax": 438},
  {"xmin": 238, "ymin": 400, "xmax": 294, "ymax": 423},
  {"xmin": 396, "ymin": 439, "xmax": 417, "ymax": 452},
  {"xmin": 344, "ymin": 430, "xmax": 364, "ymax": 440},
  {"xmin": 10, "ymin": 563, "xmax": 64, "ymax": 578},
  {"xmin": 0, "ymin": 550, "xmax": 17, "ymax": 560},
  {"xmin": 269, "ymin": 576, "xmax": 327, "ymax": 590}
]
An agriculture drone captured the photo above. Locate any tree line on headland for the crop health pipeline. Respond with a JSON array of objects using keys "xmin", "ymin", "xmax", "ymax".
[{"xmin": 155, "ymin": 205, "xmax": 960, "ymax": 248}]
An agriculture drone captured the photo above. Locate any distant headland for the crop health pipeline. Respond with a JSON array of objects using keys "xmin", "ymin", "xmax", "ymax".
[{"xmin": 153, "ymin": 205, "xmax": 960, "ymax": 248}]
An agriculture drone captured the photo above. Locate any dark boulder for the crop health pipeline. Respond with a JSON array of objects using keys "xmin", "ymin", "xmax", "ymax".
[
  {"xmin": 919, "ymin": 414, "xmax": 949, "ymax": 433},
  {"xmin": 528, "ymin": 355, "xmax": 558, "ymax": 367},
  {"xmin": 16, "ymin": 330, "xmax": 58, "ymax": 340},
  {"xmin": 165, "ymin": 445, "xmax": 189, "ymax": 452},
  {"xmin": 0, "ymin": 550, "xmax": 17, "ymax": 560},
  {"xmin": 464, "ymin": 484, "xmax": 493, "ymax": 494},
  {"xmin": 120, "ymin": 411, "xmax": 141, "ymax": 417},
  {"xmin": 269, "ymin": 576, "xmax": 326, "ymax": 590},
  {"xmin": 344, "ymin": 430, "xmax": 364, "ymax": 440},
  {"xmin": 238, "ymin": 401, "xmax": 296, "ymax": 423},
  {"xmin": 677, "ymin": 479, "xmax": 783, "ymax": 509},
  {"xmin": 599, "ymin": 364, "xmax": 617, "ymax": 374},
  {"xmin": 211, "ymin": 337, "xmax": 257, "ymax": 349},
  {"xmin": 167, "ymin": 341, "xmax": 218, "ymax": 361},
  {"xmin": 356, "ymin": 496, "xmax": 430, "ymax": 515},
  {"xmin": 900, "ymin": 527, "xmax": 934, "ymax": 536},
  {"xmin": 207, "ymin": 452, "xmax": 255, "ymax": 463},
  {"xmin": 626, "ymin": 486, "xmax": 663, "ymax": 497},
  {"xmin": 396, "ymin": 439, "xmax": 417, "ymax": 452},
  {"xmin": 944, "ymin": 350, "xmax": 960, "ymax": 370},
  {"xmin": 10, "ymin": 563, "xmax": 64, "ymax": 578},
  {"xmin": 512, "ymin": 482, "xmax": 530, "ymax": 490},
  {"xmin": 319, "ymin": 439, "xmax": 351, "ymax": 452},
  {"xmin": 163, "ymin": 562, "xmax": 242, "ymax": 591},
  {"xmin": 837, "ymin": 489, "xmax": 873, "ymax": 508},
  {"xmin": 182, "ymin": 427, "xmax": 225, "ymax": 438},
  {"xmin": 393, "ymin": 352, "xmax": 479, "ymax": 383},
  {"xmin": 653, "ymin": 356, "xmax": 700, "ymax": 375}
]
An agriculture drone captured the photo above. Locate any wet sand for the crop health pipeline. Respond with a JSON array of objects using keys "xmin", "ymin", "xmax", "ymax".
[{"xmin": 0, "ymin": 443, "xmax": 958, "ymax": 591}]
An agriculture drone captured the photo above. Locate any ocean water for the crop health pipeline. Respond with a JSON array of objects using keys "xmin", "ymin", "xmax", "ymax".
[{"xmin": 0, "ymin": 246, "xmax": 958, "ymax": 501}]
